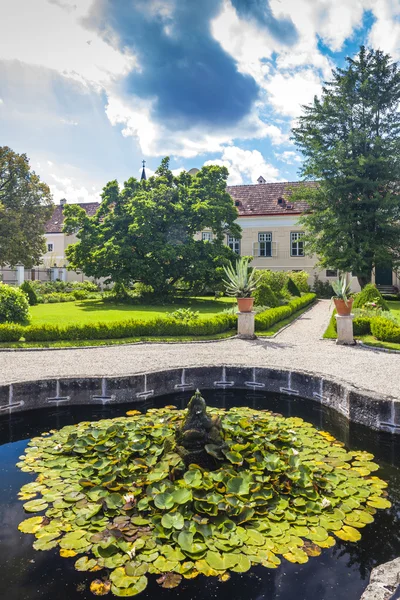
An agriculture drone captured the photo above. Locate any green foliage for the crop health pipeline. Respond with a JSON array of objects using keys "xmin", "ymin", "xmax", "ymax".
[
  {"xmin": 0, "ymin": 146, "xmax": 54, "ymax": 267},
  {"xmin": 0, "ymin": 323, "xmax": 24, "ymax": 341},
  {"xmin": 0, "ymin": 283, "xmax": 30, "ymax": 324},
  {"xmin": 73, "ymin": 290, "xmax": 89, "ymax": 300},
  {"xmin": 255, "ymin": 270, "xmax": 289, "ymax": 298},
  {"xmin": 17, "ymin": 404, "xmax": 389, "ymax": 596},
  {"xmin": 287, "ymin": 271, "xmax": 310, "ymax": 293},
  {"xmin": 291, "ymin": 47, "xmax": 400, "ymax": 288},
  {"xmin": 353, "ymin": 317, "xmax": 372, "ymax": 336},
  {"xmin": 255, "ymin": 294, "xmax": 316, "ymax": 331},
  {"xmin": 43, "ymin": 292, "xmax": 76, "ymax": 304},
  {"xmin": 166, "ymin": 308, "xmax": 200, "ymax": 323},
  {"xmin": 353, "ymin": 284, "xmax": 389, "ymax": 311},
  {"xmin": 312, "ymin": 275, "xmax": 334, "ymax": 299},
  {"xmin": 331, "ymin": 275, "xmax": 352, "ymax": 302},
  {"xmin": 21, "ymin": 313, "xmax": 236, "ymax": 342},
  {"xmin": 286, "ymin": 277, "xmax": 301, "ymax": 297},
  {"xmin": 63, "ymin": 159, "xmax": 241, "ymax": 294},
  {"xmin": 253, "ymin": 283, "xmax": 279, "ymax": 308},
  {"xmin": 222, "ymin": 257, "xmax": 260, "ymax": 298},
  {"xmin": 20, "ymin": 281, "xmax": 38, "ymax": 305},
  {"xmin": 371, "ymin": 317, "xmax": 400, "ymax": 343}
]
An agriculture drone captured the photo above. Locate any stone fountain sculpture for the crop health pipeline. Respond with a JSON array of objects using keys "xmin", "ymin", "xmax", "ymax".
[{"xmin": 176, "ymin": 389, "xmax": 225, "ymax": 468}]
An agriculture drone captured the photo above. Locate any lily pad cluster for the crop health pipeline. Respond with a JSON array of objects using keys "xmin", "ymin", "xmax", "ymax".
[{"xmin": 17, "ymin": 405, "xmax": 391, "ymax": 597}]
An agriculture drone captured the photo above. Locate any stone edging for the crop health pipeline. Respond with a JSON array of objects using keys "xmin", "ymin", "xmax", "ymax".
[
  {"xmin": 358, "ymin": 341, "xmax": 400, "ymax": 355},
  {"xmin": 1, "ymin": 365, "xmax": 399, "ymax": 435},
  {"xmin": 360, "ymin": 557, "xmax": 400, "ymax": 600}
]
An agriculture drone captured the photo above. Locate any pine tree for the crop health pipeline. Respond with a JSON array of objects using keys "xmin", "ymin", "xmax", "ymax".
[{"xmin": 292, "ymin": 47, "xmax": 400, "ymax": 288}]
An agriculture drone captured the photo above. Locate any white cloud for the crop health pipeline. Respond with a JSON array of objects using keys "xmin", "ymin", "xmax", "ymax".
[
  {"xmin": 0, "ymin": 0, "xmax": 134, "ymax": 88},
  {"xmin": 50, "ymin": 172, "xmax": 101, "ymax": 204},
  {"xmin": 275, "ymin": 151, "xmax": 303, "ymax": 165},
  {"xmin": 204, "ymin": 146, "xmax": 280, "ymax": 185},
  {"xmin": 0, "ymin": 98, "xmax": 3, "ymax": 104},
  {"xmin": 265, "ymin": 69, "xmax": 322, "ymax": 118},
  {"xmin": 368, "ymin": 0, "xmax": 400, "ymax": 60},
  {"xmin": 60, "ymin": 118, "xmax": 79, "ymax": 126}
]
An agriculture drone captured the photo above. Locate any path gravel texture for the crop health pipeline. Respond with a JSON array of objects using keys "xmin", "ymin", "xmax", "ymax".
[{"xmin": 0, "ymin": 300, "xmax": 398, "ymax": 398}]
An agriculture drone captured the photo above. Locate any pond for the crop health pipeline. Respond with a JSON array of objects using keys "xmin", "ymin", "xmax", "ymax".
[{"xmin": 1, "ymin": 389, "xmax": 399, "ymax": 600}]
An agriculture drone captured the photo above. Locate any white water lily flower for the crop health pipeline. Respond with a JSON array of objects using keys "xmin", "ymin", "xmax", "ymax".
[
  {"xmin": 53, "ymin": 444, "xmax": 62, "ymax": 451},
  {"xmin": 127, "ymin": 548, "xmax": 136, "ymax": 559},
  {"xmin": 123, "ymin": 493, "xmax": 135, "ymax": 504},
  {"xmin": 321, "ymin": 498, "xmax": 331, "ymax": 509},
  {"xmin": 292, "ymin": 449, "xmax": 299, "ymax": 456}
]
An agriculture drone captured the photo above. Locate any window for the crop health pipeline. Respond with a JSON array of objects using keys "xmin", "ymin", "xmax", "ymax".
[
  {"xmin": 47, "ymin": 243, "xmax": 54, "ymax": 252},
  {"xmin": 202, "ymin": 231, "xmax": 213, "ymax": 242},
  {"xmin": 290, "ymin": 232, "xmax": 304, "ymax": 257},
  {"xmin": 326, "ymin": 269, "xmax": 338, "ymax": 277},
  {"xmin": 258, "ymin": 232, "xmax": 272, "ymax": 257},
  {"xmin": 227, "ymin": 235, "xmax": 240, "ymax": 254}
]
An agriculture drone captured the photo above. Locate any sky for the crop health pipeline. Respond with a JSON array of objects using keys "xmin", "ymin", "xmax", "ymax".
[{"xmin": 0, "ymin": 0, "xmax": 399, "ymax": 204}]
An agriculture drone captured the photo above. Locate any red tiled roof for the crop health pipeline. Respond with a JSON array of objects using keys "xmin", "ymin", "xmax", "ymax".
[
  {"xmin": 227, "ymin": 181, "xmax": 315, "ymax": 216},
  {"xmin": 46, "ymin": 181, "xmax": 316, "ymax": 232},
  {"xmin": 46, "ymin": 202, "xmax": 100, "ymax": 233}
]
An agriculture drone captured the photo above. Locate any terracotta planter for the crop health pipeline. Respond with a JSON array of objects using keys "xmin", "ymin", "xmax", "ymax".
[
  {"xmin": 237, "ymin": 297, "xmax": 254, "ymax": 313},
  {"xmin": 334, "ymin": 297, "xmax": 353, "ymax": 316}
]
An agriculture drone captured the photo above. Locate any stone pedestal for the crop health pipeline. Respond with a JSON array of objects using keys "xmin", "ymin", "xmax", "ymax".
[
  {"xmin": 335, "ymin": 314, "xmax": 355, "ymax": 345},
  {"xmin": 237, "ymin": 311, "xmax": 256, "ymax": 339},
  {"xmin": 16, "ymin": 265, "xmax": 24, "ymax": 286}
]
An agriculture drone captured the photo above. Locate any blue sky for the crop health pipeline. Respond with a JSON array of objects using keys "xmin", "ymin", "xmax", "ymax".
[{"xmin": 0, "ymin": 0, "xmax": 399, "ymax": 203}]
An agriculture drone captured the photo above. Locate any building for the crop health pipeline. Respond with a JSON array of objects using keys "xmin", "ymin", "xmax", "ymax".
[{"xmin": 3, "ymin": 176, "xmax": 398, "ymax": 291}]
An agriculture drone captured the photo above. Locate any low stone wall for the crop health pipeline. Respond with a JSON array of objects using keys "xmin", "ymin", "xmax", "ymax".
[{"xmin": 1, "ymin": 365, "xmax": 399, "ymax": 434}]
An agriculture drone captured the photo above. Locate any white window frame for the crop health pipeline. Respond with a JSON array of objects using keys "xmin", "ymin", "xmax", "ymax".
[
  {"xmin": 202, "ymin": 231, "xmax": 213, "ymax": 242},
  {"xmin": 47, "ymin": 243, "xmax": 54, "ymax": 252},
  {"xmin": 290, "ymin": 232, "xmax": 305, "ymax": 257},
  {"xmin": 258, "ymin": 232, "xmax": 272, "ymax": 257},
  {"xmin": 227, "ymin": 235, "xmax": 240, "ymax": 254}
]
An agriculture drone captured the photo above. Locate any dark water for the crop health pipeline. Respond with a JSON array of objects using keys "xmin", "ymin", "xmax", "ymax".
[{"xmin": 1, "ymin": 390, "xmax": 400, "ymax": 600}]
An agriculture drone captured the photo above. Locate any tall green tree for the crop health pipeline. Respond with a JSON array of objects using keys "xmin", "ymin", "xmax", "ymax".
[
  {"xmin": 292, "ymin": 47, "xmax": 400, "ymax": 288},
  {"xmin": 0, "ymin": 147, "xmax": 54, "ymax": 268},
  {"xmin": 63, "ymin": 158, "xmax": 241, "ymax": 293}
]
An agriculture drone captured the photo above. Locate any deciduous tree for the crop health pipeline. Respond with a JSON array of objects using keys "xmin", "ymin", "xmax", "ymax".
[
  {"xmin": 0, "ymin": 146, "xmax": 54, "ymax": 267},
  {"xmin": 63, "ymin": 158, "xmax": 241, "ymax": 294}
]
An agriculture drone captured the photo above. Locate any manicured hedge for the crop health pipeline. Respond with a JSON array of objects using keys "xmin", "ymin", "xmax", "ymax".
[
  {"xmin": 255, "ymin": 293, "xmax": 316, "ymax": 331},
  {"xmin": 0, "ymin": 294, "xmax": 316, "ymax": 343},
  {"xmin": 370, "ymin": 317, "xmax": 400, "ymax": 343}
]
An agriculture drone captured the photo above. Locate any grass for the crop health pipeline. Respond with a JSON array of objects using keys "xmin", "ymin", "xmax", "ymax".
[
  {"xmin": 29, "ymin": 296, "xmax": 236, "ymax": 326},
  {"xmin": 323, "ymin": 300, "xmax": 400, "ymax": 350}
]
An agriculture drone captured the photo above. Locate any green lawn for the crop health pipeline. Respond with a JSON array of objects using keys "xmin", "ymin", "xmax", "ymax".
[{"xmin": 29, "ymin": 296, "xmax": 236, "ymax": 326}]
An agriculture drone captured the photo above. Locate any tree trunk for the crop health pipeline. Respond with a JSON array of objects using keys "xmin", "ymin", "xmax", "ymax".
[{"xmin": 357, "ymin": 273, "xmax": 372, "ymax": 289}]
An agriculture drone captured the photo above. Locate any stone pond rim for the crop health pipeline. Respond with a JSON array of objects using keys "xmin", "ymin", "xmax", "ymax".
[{"xmin": 0, "ymin": 365, "xmax": 399, "ymax": 435}]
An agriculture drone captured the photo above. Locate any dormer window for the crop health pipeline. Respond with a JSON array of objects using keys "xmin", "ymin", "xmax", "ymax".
[
  {"xmin": 277, "ymin": 197, "xmax": 284, "ymax": 206},
  {"xmin": 234, "ymin": 200, "xmax": 241, "ymax": 207},
  {"xmin": 257, "ymin": 175, "xmax": 266, "ymax": 184}
]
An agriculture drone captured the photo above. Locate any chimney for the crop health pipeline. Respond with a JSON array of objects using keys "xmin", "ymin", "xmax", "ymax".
[{"xmin": 60, "ymin": 198, "xmax": 67, "ymax": 206}]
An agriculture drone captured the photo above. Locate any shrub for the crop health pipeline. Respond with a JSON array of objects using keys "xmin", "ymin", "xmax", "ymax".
[
  {"xmin": 255, "ymin": 293, "xmax": 316, "ymax": 331},
  {"xmin": 353, "ymin": 283, "xmax": 389, "ymax": 311},
  {"xmin": 382, "ymin": 293, "xmax": 399, "ymax": 301},
  {"xmin": 20, "ymin": 281, "xmax": 38, "ymax": 306},
  {"xmin": 286, "ymin": 277, "xmax": 301, "ymax": 297},
  {"xmin": 255, "ymin": 270, "xmax": 289, "ymax": 297},
  {"xmin": 253, "ymin": 283, "xmax": 279, "ymax": 308},
  {"xmin": 73, "ymin": 290, "xmax": 89, "ymax": 300},
  {"xmin": 0, "ymin": 323, "xmax": 24, "ymax": 342},
  {"xmin": 312, "ymin": 274, "xmax": 334, "ymax": 299},
  {"xmin": 287, "ymin": 271, "xmax": 310, "ymax": 293},
  {"xmin": 44, "ymin": 292, "xmax": 75, "ymax": 303},
  {"xmin": 353, "ymin": 316, "xmax": 372, "ymax": 335},
  {"xmin": 166, "ymin": 308, "xmax": 200, "ymax": 323},
  {"xmin": 0, "ymin": 283, "xmax": 30, "ymax": 324},
  {"xmin": 370, "ymin": 317, "xmax": 400, "ymax": 343}
]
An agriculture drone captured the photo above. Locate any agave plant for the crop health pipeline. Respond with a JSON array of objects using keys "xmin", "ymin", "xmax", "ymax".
[
  {"xmin": 222, "ymin": 257, "xmax": 260, "ymax": 298},
  {"xmin": 331, "ymin": 275, "xmax": 352, "ymax": 305}
]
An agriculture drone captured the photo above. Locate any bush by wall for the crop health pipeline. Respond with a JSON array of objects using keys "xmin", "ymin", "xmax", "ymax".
[
  {"xmin": 0, "ymin": 283, "xmax": 30, "ymax": 324},
  {"xmin": 312, "ymin": 274, "xmax": 334, "ymax": 299},
  {"xmin": 287, "ymin": 271, "xmax": 310, "ymax": 293},
  {"xmin": 254, "ymin": 270, "xmax": 290, "ymax": 299},
  {"xmin": 20, "ymin": 281, "xmax": 38, "ymax": 306},
  {"xmin": 253, "ymin": 283, "xmax": 279, "ymax": 308},
  {"xmin": 255, "ymin": 293, "xmax": 316, "ymax": 331},
  {"xmin": 353, "ymin": 283, "xmax": 389, "ymax": 311},
  {"xmin": 371, "ymin": 317, "xmax": 400, "ymax": 343}
]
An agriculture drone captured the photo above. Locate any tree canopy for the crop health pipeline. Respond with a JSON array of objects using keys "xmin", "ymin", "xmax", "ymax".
[
  {"xmin": 63, "ymin": 158, "xmax": 241, "ymax": 294},
  {"xmin": 291, "ymin": 47, "xmax": 400, "ymax": 287},
  {"xmin": 0, "ymin": 146, "xmax": 54, "ymax": 267}
]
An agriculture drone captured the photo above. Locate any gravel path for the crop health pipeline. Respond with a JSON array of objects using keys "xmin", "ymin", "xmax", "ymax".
[{"xmin": 0, "ymin": 301, "xmax": 398, "ymax": 398}]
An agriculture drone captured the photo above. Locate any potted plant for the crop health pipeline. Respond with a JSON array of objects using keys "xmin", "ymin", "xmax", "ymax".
[
  {"xmin": 222, "ymin": 257, "xmax": 260, "ymax": 312},
  {"xmin": 331, "ymin": 275, "xmax": 353, "ymax": 315}
]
